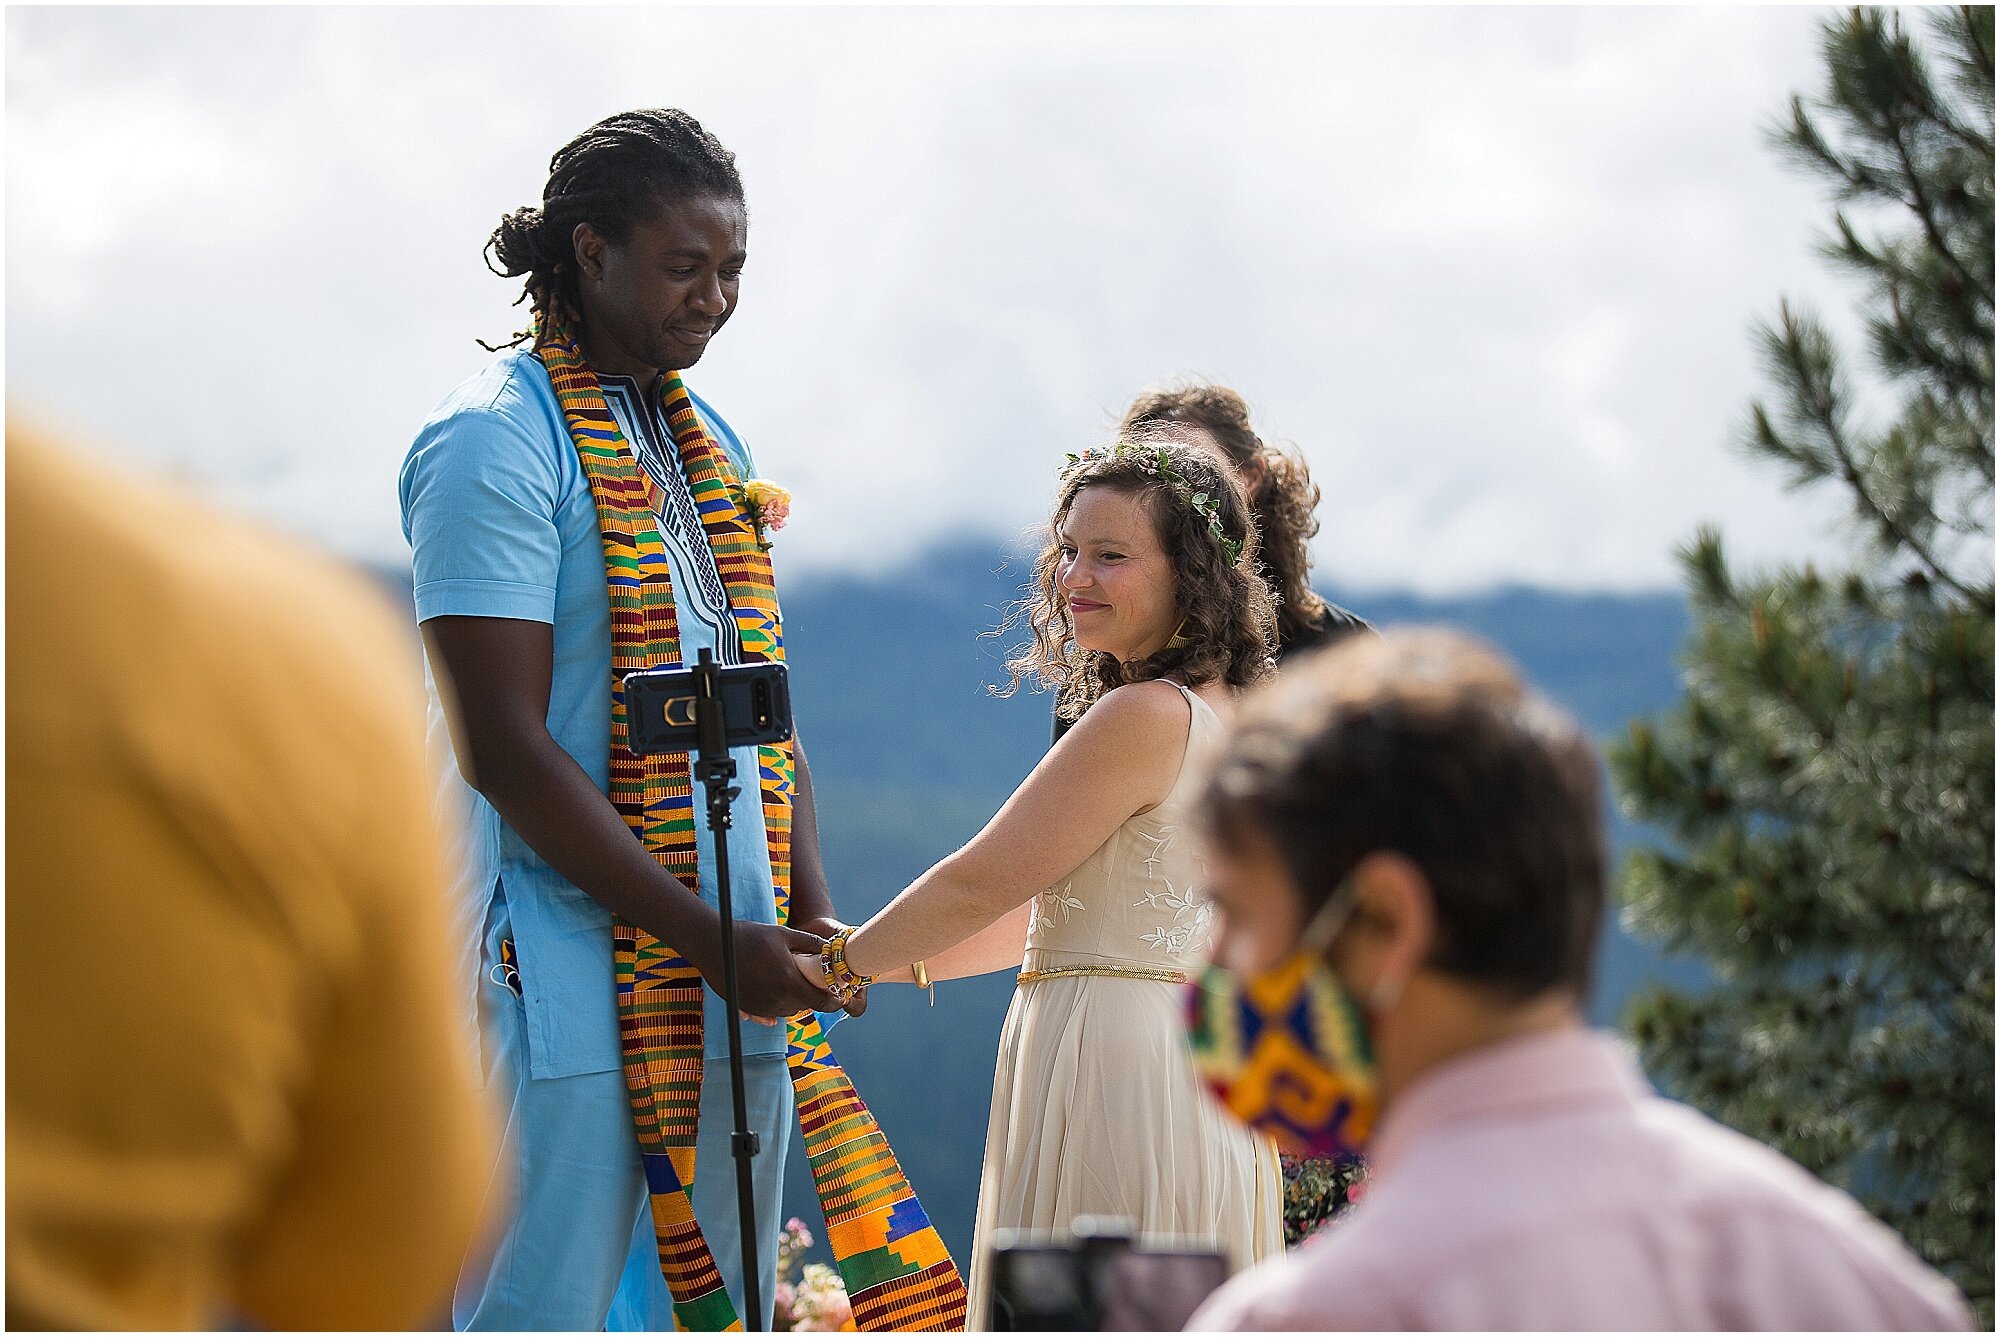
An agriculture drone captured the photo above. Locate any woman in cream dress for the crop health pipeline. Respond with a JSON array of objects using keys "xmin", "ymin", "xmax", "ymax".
[{"xmin": 792, "ymin": 438, "xmax": 1284, "ymax": 1324}]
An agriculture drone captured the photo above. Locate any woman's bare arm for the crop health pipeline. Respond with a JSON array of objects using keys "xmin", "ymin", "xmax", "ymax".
[
  {"xmin": 837, "ymin": 682, "xmax": 1196, "ymax": 982},
  {"xmin": 908, "ymin": 900, "xmax": 1035, "ymax": 982}
]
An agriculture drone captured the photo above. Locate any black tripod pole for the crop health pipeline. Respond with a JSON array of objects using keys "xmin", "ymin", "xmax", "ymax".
[{"xmin": 690, "ymin": 648, "xmax": 764, "ymax": 1330}]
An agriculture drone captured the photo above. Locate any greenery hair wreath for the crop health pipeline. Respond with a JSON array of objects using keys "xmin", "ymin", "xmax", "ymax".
[{"xmin": 1060, "ymin": 442, "xmax": 1246, "ymax": 566}]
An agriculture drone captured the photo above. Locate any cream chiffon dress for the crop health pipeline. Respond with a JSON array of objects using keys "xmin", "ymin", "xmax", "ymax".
[{"xmin": 966, "ymin": 683, "xmax": 1284, "ymax": 1327}]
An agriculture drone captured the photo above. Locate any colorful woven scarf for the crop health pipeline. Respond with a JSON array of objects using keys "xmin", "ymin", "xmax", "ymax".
[{"xmin": 536, "ymin": 317, "xmax": 967, "ymax": 1332}]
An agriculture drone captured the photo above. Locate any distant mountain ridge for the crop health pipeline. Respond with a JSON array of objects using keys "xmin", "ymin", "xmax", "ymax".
[{"xmin": 365, "ymin": 539, "xmax": 1708, "ymax": 1264}]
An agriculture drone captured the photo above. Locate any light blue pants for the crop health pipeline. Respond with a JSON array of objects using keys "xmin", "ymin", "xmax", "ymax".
[{"xmin": 456, "ymin": 893, "xmax": 791, "ymax": 1331}]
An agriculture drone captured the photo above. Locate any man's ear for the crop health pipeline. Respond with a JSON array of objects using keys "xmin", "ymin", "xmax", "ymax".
[
  {"xmin": 573, "ymin": 222, "xmax": 609, "ymax": 282},
  {"xmin": 1342, "ymin": 851, "xmax": 1436, "ymax": 997}
]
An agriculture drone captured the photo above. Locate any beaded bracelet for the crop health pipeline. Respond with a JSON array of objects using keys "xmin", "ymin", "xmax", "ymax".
[{"xmin": 819, "ymin": 926, "xmax": 875, "ymax": 995}]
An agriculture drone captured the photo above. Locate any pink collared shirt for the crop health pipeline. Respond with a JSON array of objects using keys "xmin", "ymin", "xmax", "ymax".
[{"xmin": 1190, "ymin": 1027, "xmax": 1972, "ymax": 1331}]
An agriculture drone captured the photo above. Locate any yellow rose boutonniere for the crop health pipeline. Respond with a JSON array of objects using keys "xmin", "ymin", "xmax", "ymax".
[{"xmin": 741, "ymin": 478, "xmax": 792, "ymax": 552}]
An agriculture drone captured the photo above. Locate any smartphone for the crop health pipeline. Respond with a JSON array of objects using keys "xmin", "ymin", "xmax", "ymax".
[
  {"xmin": 987, "ymin": 1224, "xmax": 1230, "ymax": 1331},
  {"xmin": 622, "ymin": 661, "xmax": 793, "ymax": 755}
]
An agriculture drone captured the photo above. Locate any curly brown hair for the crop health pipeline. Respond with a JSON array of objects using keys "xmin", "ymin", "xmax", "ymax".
[
  {"xmin": 998, "ymin": 434, "xmax": 1278, "ymax": 723},
  {"xmin": 1120, "ymin": 382, "xmax": 1331, "ymax": 649}
]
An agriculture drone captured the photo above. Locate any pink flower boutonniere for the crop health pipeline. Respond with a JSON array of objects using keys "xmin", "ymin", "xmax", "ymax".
[{"xmin": 741, "ymin": 478, "xmax": 793, "ymax": 552}]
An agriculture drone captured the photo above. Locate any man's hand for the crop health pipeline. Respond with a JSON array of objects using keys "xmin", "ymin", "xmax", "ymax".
[
  {"xmin": 704, "ymin": 921, "xmax": 845, "ymax": 1019},
  {"xmin": 420, "ymin": 622, "xmax": 849, "ymax": 1021},
  {"xmin": 790, "ymin": 916, "xmax": 869, "ymax": 1017}
]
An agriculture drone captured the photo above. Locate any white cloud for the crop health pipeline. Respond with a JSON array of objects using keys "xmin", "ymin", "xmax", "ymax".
[{"xmin": 8, "ymin": 5, "xmax": 1880, "ymax": 594}]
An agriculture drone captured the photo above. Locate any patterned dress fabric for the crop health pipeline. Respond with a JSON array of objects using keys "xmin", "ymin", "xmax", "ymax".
[{"xmin": 967, "ymin": 683, "xmax": 1284, "ymax": 1327}]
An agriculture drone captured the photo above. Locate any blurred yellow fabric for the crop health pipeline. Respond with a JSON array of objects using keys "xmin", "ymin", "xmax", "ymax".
[{"xmin": 5, "ymin": 428, "xmax": 496, "ymax": 1330}]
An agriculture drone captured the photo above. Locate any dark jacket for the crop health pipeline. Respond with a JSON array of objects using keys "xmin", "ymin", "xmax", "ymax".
[{"xmin": 1278, "ymin": 600, "xmax": 1373, "ymax": 661}]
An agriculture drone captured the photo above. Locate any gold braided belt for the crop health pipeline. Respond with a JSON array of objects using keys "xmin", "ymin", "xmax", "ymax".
[{"xmin": 1016, "ymin": 964, "xmax": 1193, "ymax": 988}]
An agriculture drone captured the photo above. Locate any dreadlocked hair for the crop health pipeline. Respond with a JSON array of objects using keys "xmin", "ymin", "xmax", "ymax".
[
  {"xmin": 1120, "ymin": 381, "xmax": 1331, "ymax": 649},
  {"xmin": 995, "ymin": 431, "xmax": 1278, "ymax": 724},
  {"xmin": 481, "ymin": 108, "xmax": 744, "ymax": 349}
]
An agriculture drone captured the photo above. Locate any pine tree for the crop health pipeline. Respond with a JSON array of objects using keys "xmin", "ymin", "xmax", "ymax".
[{"xmin": 1610, "ymin": 6, "xmax": 1994, "ymax": 1321}]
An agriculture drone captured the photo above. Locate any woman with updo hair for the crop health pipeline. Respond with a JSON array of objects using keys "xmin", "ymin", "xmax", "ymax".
[
  {"xmin": 1121, "ymin": 381, "xmax": 1369, "ymax": 657},
  {"xmin": 794, "ymin": 435, "xmax": 1285, "ymax": 1322}
]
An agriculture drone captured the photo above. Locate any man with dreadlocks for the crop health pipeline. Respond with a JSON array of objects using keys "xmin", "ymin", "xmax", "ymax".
[{"xmin": 401, "ymin": 110, "xmax": 965, "ymax": 1332}]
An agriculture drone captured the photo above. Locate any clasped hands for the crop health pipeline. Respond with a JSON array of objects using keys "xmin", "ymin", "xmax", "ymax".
[{"xmin": 726, "ymin": 917, "xmax": 868, "ymax": 1026}]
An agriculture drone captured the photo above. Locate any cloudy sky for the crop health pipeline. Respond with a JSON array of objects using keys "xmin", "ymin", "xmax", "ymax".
[{"xmin": 10, "ymin": 4, "xmax": 1871, "ymax": 595}]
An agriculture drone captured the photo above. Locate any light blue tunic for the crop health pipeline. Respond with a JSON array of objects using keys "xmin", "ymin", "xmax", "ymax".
[
  {"xmin": 402, "ymin": 350, "xmax": 797, "ymax": 1330},
  {"xmin": 400, "ymin": 349, "xmax": 784, "ymax": 1074}
]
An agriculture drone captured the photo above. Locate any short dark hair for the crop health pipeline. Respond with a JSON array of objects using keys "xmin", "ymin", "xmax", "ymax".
[
  {"xmin": 1202, "ymin": 627, "xmax": 1606, "ymax": 1000},
  {"xmin": 484, "ymin": 108, "xmax": 744, "ymax": 343}
]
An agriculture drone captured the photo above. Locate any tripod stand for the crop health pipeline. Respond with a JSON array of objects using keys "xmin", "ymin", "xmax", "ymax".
[{"xmin": 689, "ymin": 647, "xmax": 766, "ymax": 1331}]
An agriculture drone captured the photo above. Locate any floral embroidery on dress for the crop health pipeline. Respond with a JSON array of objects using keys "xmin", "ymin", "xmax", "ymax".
[
  {"xmin": 1185, "ymin": 898, "xmax": 1217, "ymax": 953},
  {"xmin": 1134, "ymin": 881, "xmax": 1218, "ymax": 957},
  {"xmin": 1132, "ymin": 879, "xmax": 1201, "ymax": 919},
  {"xmin": 1030, "ymin": 880, "xmax": 1087, "ymax": 937},
  {"xmin": 1136, "ymin": 823, "xmax": 1179, "ymax": 877},
  {"xmin": 1132, "ymin": 817, "xmax": 1215, "ymax": 957}
]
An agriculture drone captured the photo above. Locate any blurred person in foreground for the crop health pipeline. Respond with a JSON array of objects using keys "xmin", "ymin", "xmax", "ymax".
[
  {"xmin": 6, "ymin": 428, "xmax": 495, "ymax": 1330},
  {"xmin": 1183, "ymin": 628, "xmax": 1972, "ymax": 1330}
]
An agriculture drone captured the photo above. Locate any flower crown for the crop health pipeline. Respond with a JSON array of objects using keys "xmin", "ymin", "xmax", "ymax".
[{"xmin": 1061, "ymin": 441, "xmax": 1245, "ymax": 566}]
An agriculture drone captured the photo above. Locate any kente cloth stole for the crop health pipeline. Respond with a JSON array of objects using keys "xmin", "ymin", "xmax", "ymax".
[{"xmin": 536, "ymin": 320, "xmax": 968, "ymax": 1333}]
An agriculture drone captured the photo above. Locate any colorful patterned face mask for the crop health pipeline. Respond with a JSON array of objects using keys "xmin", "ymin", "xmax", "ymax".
[{"xmin": 1185, "ymin": 886, "xmax": 1379, "ymax": 1159}]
